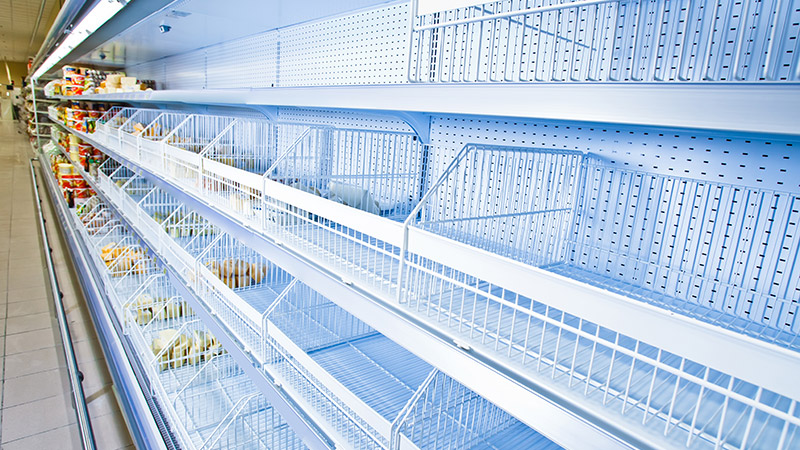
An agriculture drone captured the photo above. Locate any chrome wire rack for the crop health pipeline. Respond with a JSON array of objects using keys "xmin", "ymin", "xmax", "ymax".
[{"xmin": 79, "ymin": 106, "xmax": 800, "ymax": 450}]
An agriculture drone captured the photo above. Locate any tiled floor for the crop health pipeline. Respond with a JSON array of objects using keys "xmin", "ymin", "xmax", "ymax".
[{"xmin": 0, "ymin": 120, "xmax": 134, "ymax": 449}]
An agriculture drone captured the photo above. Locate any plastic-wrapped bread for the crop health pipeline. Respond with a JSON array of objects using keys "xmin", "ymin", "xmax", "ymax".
[
  {"xmin": 222, "ymin": 275, "xmax": 235, "ymax": 289},
  {"xmin": 135, "ymin": 293, "xmax": 155, "ymax": 308},
  {"xmin": 170, "ymin": 333, "xmax": 192, "ymax": 369},
  {"xmin": 205, "ymin": 260, "xmax": 221, "ymax": 278},
  {"xmin": 187, "ymin": 342, "xmax": 203, "ymax": 365},
  {"xmin": 136, "ymin": 308, "xmax": 153, "ymax": 326},
  {"xmin": 220, "ymin": 258, "xmax": 248, "ymax": 278},
  {"xmin": 134, "ymin": 294, "xmax": 155, "ymax": 324},
  {"xmin": 100, "ymin": 242, "xmax": 117, "ymax": 255},
  {"xmin": 205, "ymin": 342, "xmax": 223, "ymax": 360},
  {"xmin": 132, "ymin": 122, "xmax": 146, "ymax": 135},
  {"xmin": 156, "ymin": 299, "xmax": 181, "ymax": 320},
  {"xmin": 194, "ymin": 330, "xmax": 211, "ymax": 349},
  {"xmin": 152, "ymin": 329, "xmax": 178, "ymax": 371},
  {"xmin": 249, "ymin": 262, "xmax": 267, "ymax": 284},
  {"xmin": 235, "ymin": 274, "xmax": 251, "ymax": 289}
]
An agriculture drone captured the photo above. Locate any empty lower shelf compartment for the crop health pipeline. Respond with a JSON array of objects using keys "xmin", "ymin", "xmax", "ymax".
[{"xmin": 261, "ymin": 277, "xmax": 563, "ymax": 450}]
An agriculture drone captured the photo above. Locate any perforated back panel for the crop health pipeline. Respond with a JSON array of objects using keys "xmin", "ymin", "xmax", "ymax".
[
  {"xmin": 206, "ymin": 32, "xmax": 279, "ymax": 89},
  {"xmin": 278, "ymin": 2, "xmax": 410, "ymax": 86},
  {"xmin": 428, "ymin": 116, "xmax": 800, "ymax": 193},
  {"xmin": 427, "ymin": 116, "xmax": 800, "ymax": 331},
  {"xmin": 278, "ymin": 107, "xmax": 414, "ymax": 133},
  {"xmin": 165, "ymin": 48, "xmax": 207, "ymax": 89},
  {"xmin": 127, "ymin": 0, "xmax": 800, "ymax": 86},
  {"xmin": 410, "ymin": 0, "xmax": 800, "ymax": 83},
  {"xmin": 127, "ymin": 3, "xmax": 410, "ymax": 89}
]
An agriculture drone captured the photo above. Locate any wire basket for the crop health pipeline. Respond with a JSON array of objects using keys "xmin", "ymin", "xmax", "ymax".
[
  {"xmin": 94, "ymin": 106, "xmax": 127, "ymax": 146},
  {"xmin": 138, "ymin": 112, "xmax": 192, "ymax": 172},
  {"xmin": 200, "ymin": 118, "xmax": 277, "ymax": 228},
  {"xmin": 163, "ymin": 114, "xmax": 237, "ymax": 189},
  {"xmin": 264, "ymin": 280, "xmax": 432, "ymax": 450},
  {"xmin": 118, "ymin": 109, "xmax": 166, "ymax": 160}
]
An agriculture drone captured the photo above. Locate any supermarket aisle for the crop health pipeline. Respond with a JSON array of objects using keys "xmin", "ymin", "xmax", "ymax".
[{"xmin": 0, "ymin": 121, "xmax": 133, "ymax": 449}]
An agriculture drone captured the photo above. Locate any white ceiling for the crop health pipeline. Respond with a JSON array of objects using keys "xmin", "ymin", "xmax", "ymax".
[{"xmin": 0, "ymin": 0, "xmax": 61, "ymax": 63}]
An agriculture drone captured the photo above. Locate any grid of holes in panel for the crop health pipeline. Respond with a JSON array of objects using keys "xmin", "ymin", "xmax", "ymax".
[
  {"xmin": 278, "ymin": 3, "xmax": 410, "ymax": 86},
  {"xmin": 417, "ymin": 0, "xmax": 800, "ymax": 82},
  {"xmin": 278, "ymin": 107, "xmax": 414, "ymax": 133},
  {"xmin": 206, "ymin": 31, "xmax": 278, "ymax": 89},
  {"xmin": 428, "ymin": 116, "xmax": 800, "ymax": 330},
  {"xmin": 165, "ymin": 48, "xmax": 208, "ymax": 89},
  {"xmin": 127, "ymin": 60, "xmax": 167, "ymax": 88}
]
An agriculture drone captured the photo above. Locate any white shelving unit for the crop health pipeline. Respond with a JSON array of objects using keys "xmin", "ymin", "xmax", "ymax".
[{"xmin": 31, "ymin": 0, "xmax": 800, "ymax": 449}]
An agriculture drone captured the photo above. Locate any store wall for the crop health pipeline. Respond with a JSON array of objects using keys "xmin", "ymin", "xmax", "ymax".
[
  {"xmin": 4, "ymin": 61, "xmax": 28, "ymax": 84},
  {"xmin": 0, "ymin": 61, "xmax": 28, "ymax": 120},
  {"xmin": 1, "ymin": 61, "xmax": 28, "ymax": 93}
]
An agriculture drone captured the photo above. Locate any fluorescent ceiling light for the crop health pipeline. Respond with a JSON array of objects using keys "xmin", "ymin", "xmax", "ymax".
[{"xmin": 32, "ymin": 0, "xmax": 126, "ymax": 80}]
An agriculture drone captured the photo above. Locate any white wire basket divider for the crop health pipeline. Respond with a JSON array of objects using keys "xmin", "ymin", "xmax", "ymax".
[
  {"xmin": 262, "ymin": 126, "xmax": 426, "ymax": 298},
  {"xmin": 194, "ymin": 232, "xmax": 286, "ymax": 357},
  {"xmin": 86, "ymin": 160, "xmax": 567, "ymax": 450},
  {"xmin": 162, "ymin": 114, "xmax": 237, "ymax": 189},
  {"xmin": 101, "ymin": 161, "xmax": 138, "ymax": 206},
  {"xmin": 118, "ymin": 109, "xmax": 170, "ymax": 160},
  {"xmin": 137, "ymin": 111, "xmax": 192, "ymax": 172},
  {"xmin": 391, "ymin": 368, "xmax": 562, "ymax": 450},
  {"xmin": 408, "ymin": 0, "xmax": 800, "ymax": 83},
  {"xmin": 77, "ymin": 109, "xmax": 800, "ymax": 449},
  {"xmin": 136, "ymin": 185, "xmax": 183, "ymax": 252},
  {"xmin": 200, "ymin": 118, "xmax": 278, "ymax": 229},
  {"xmin": 55, "ymin": 175, "xmax": 315, "ymax": 450},
  {"xmin": 73, "ymin": 201, "xmax": 162, "ymax": 318},
  {"xmin": 399, "ymin": 144, "xmax": 800, "ymax": 450},
  {"xmin": 261, "ymin": 277, "xmax": 562, "ymax": 450},
  {"xmin": 169, "ymin": 349, "xmax": 308, "ymax": 450},
  {"xmin": 118, "ymin": 174, "xmax": 154, "ymax": 221},
  {"xmin": 94, "ymin": 106, "xmax": 126, "ymax": 145},
  {"xmin": 98, "ymin": 107, "xmax": 144, "ymax": 150},
  {"xmin": 96, "ymin": 156, "xmax": 123, "ymax": 194},
  {"xmin": 120, "ymin": 272, "xmax": 311, "ymax": 450},
  {"xmin": 166, "ymin": 209, "xmax": 221, "ymax": 281}
]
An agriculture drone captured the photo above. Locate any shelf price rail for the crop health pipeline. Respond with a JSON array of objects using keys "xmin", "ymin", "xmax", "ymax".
[{"xmin": 50, "ymin": 107, "xmax": 800, "ymax": 450}]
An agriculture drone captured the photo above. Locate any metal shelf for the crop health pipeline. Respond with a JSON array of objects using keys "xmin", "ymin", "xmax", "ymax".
[
  {"xmin": 36, "ymin": 152, "xmax": 171, "ymax": 450},
  {"xmin": 53, "ymin": 133, "xmax": 569, "ymax": 450},
  {"xmin": 44, "ymin": 140, "xmax": 335, "ymax": 450},
  {"xmin": 78, "ymin": 137, "xmax": 571, "ymax": 450},
  {"xmin": 51, "ymin": 82, "xmax": 800, "ymax": 138},
  {"xmin": 49, "ymin": 106, "xmax": 800, "ymax": 449},
  {"xmin": 51, "ymin": 118, "xmax": 629, "ymax": 449}
]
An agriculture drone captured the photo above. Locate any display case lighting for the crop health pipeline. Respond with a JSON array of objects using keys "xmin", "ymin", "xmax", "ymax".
[{"xmin": 32, "ymin": 0, "xmax": 125, "ymax": 80}]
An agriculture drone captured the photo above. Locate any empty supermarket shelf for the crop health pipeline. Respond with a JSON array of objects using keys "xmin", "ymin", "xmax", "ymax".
[{"xmin": 26, "ymin": 1, "xmax": 800, "ymax": 448}]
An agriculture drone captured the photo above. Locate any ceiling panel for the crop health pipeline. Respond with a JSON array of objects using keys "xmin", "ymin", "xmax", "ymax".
[{"xmin": 0, "ymin": 0, "xmax": 60, "ymax": 63}]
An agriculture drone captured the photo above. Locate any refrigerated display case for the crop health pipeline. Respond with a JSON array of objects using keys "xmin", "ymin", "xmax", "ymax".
[{"xmin": 28, "ymin": 1, "xmax": 800, "ymax": 449}]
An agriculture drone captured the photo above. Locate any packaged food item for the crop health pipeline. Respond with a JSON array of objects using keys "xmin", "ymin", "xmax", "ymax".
[{"xmin": 57, "ymin": 163, "xmax": 75, "ymax": 177}]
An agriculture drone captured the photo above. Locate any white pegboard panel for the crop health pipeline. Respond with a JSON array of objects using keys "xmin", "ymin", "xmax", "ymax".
[
  {"xmin": 410, "ymin": 0, "xmax": 800, "ymax": 83},
  {"xmin": 427, "ymin": 115, "xmax": 800, "ymax": 194},
  {"xmin": 126, "ymin": 0, "xmax": 800, "ymax": 87},
  {"xmin": 277, "ymin": 107, "xmax": 414, "ymax": 133},
  {"xmin": 126, "ymin": 60, "xmax": 166, "ymax": 87},
  {"xmin": 426, "ymin": 115, "xmax": 800, "ymax": 332},
  {"xmin": 164, "ymin": 47, "xmax": 207, "ymax": 89},
  {"xmin": 206, "ymin": 31, "xmax": 278, "ymax": 89},
  {"xmin": 278, "ymin": 2, "xmax": 410, "ymax": 86}
]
